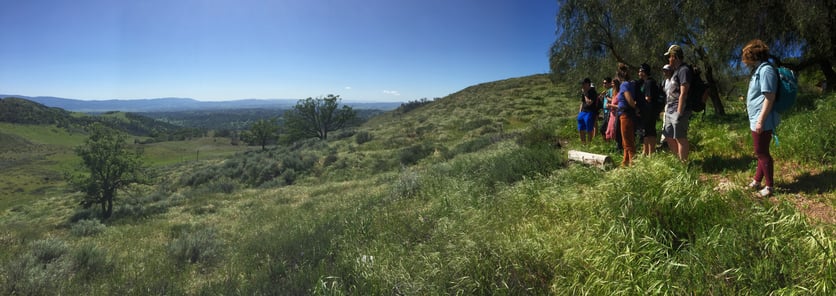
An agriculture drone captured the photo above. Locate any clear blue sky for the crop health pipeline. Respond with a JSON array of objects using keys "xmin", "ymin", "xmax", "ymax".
[{"xmin": 0, "ymin": 0, "xmax": 557, "ymax": 102}]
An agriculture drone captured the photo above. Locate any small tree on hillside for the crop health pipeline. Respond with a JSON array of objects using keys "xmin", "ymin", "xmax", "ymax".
[
  {"xmin": 73, "ymin": 123, "xmax": 145, "ymax": 219},
  {"xmin": 283, "ymin": 94, "xmax": 356, "ymax": 141},
  {"xmin": 242, "ymin": 118, "xmax": 279, "ymax": 150}
]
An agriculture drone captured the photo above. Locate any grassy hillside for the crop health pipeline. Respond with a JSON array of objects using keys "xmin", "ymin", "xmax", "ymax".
[{"xmin": 1, "ymin": 74, "xmax": 834, "ymax": 295}]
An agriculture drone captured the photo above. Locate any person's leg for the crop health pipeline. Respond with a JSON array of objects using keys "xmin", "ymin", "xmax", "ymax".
[
  {"xmin": 672, "ymin": 112, "xmax": 691, "ymax": 161},
  {"xmin": 614, "ymin": 114, "xmax": 623, "ymax": 151},
  {"xmin": 620, "ymin": 115, "xmax": 636, "ymax": 166},
  {"xmin": 577, "ymin": 112, "xmax": 586, "ymax": 143},
  {"xmin": 752, "ymin": 130, "xmax": 774, "ymax": 187},
  {"xmin": 677, "ymin": 138, "xmax": 689, "ymax": 161}
]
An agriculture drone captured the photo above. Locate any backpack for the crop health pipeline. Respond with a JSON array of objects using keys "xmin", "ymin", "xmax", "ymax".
[
  {"xmin": 771, "ymin": 64, "xmax": 798, "ymax": 113},
  {"xmin": 642, "ymin": 78, "xmax": 663, "ymax": 114},
  {"xmin": 682, "ymin": 64, "xmax": 706, "ymax": 112}
]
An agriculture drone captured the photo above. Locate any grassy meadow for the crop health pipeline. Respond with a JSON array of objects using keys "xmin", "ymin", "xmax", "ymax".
[{"xmin": 1, "ymin": 74, "xmax": 834, "ymax": 295}]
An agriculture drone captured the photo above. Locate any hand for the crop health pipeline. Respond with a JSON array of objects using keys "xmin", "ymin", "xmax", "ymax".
[{"xmin": 755, "ymin": 121, "xmax": 763, "ymax": 134}]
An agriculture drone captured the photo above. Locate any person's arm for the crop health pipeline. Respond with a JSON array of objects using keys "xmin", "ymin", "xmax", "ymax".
[
  {"xmin": 677, "ymin": 83, "xmax": 689, "ymax": 114},
  {"xmin": 624, "ymin": 90, "xmax": 636, "ymax": 108},
  {"xmin": 755, "ymin": 92, "xmax": 776, "ymax": 133}
]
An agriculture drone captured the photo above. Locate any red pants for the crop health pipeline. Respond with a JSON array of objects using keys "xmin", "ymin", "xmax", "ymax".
[
  {"xmin": 752, "ymin": 130, "xmax": 774, "ymax": 187},
  {"xmin": 620, "ymin": 114, "xmax": 636, "ymax": 166}
]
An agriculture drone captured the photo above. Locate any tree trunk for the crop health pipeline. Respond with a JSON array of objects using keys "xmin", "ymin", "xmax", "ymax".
[
  {"xmin": 821, "ymin": 60, "xmax": 836, "ymax": 93},
  {"xmin": 568, "ymin": 150, "xmax": 612, "ymax": 169},
  {"xmin": 105, "ymin": 198, "xmax": 113, "ymax": 219}
]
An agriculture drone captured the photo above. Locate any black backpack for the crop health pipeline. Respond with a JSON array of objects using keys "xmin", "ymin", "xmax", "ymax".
[
  {"xmin": 641, "ymin": 78, "xmax": 663, "ymax": 115},
  {"xmin": 682, "ymin": 64, "xmax": 706, "ymax": 112}
]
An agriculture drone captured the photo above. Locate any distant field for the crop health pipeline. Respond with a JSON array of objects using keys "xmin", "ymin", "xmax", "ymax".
[{"xmin": 0, "ymin": 122, "xmax": 255, "ymax": 212}]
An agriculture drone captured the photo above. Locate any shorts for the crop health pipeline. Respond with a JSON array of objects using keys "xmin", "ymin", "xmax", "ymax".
[
  {"xmin": 577, "ymin": 111, "xmax": 594, "ymax": 132},
  {"xmin": 662, "ymin": 111, "xmax": 691, "ymax": 139},
  {"xmin": 642, "ymin": 114, "xmax": 658, "ymax": 137}
]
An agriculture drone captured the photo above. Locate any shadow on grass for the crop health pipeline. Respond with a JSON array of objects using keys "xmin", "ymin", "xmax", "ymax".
[
  {"xmin": 698, "ymin": 155, "xmax": 755, "ymax": 174},
  {"xmin": 783, "ymin": 169, "xmax": 836, "ymax": 194}
]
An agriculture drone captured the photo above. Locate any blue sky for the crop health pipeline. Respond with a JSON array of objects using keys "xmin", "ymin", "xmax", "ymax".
[{"xmin": 0, "ymin": 0, "xmax": 557, "ymax": 102}]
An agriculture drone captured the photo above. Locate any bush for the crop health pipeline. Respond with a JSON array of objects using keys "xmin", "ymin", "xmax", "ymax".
[
  {"xmin": 31, "ymin": 238, "xmax": 69, "ymax": 263},
  {"xmin": 355, "ymin": 131, "xmax": 373, "ymax": 144},
  {"xmin": 168, "ymin": 227, "xmax": 224, "ymax": 266},
  {"xmin": 70, "ymin": 219, "xmax": 106, "ymax": 237},
  {"xmin": 71, "ymin": 243, "xmax": 111, "ymax": 276},
  {"xmin": 399, "ymin": 143, "xmax": 436, "ymax": 165},
  {"xmin": 517, "ymin": 123, "xmax": 561, "ymax": 149},
  {"xmin": 390, "ymin": 167, "xmax": 421, "ymax": 200}
]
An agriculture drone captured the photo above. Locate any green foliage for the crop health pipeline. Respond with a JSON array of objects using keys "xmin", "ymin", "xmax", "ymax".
[
  {"xmin": 398, "ymin": 143, "xmax": 437, "ymax": 165},
  {"xmin": 242, "ymin": 117, "xmax": 279, "ymax": 150},
  {"xmin": 772, "ymin": 95, "xmax": 836, "ymax": 164},
  {"xmin": 71, "ymin": 243, "xmax": 111, "ymax": 277},
  {"xmin": 30, "ymin": 238, "xmax": 69, "ymax": 264},
  {"xmin": 354, "ymin": 131, "xmax": 373, "ymax": 144},
  {"xmin": 283, "ymin": 94, "xmax": 357, "ymax": 140},
  {"xmin": 167, "ymin": 226, "xmax": 224, "ymax": 266},
  {"xmin": 70, "ymin": 219, "xmax": 107, "ymax": 237},
  {"xmin": 395, "ymin": 97, "xmax": 434, "ymax": 114},
  {"xmin": 72, "ymin": 123, "xmax": 145, "ymax": 219}
]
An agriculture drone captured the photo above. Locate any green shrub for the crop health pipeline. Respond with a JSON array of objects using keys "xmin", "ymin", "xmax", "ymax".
[
  {"xmin": 399, "ymin": 143, "xmax": 436, "ymax": 165},
  {"xmin": 31, "ymin": 238, "xmax": 69, "ymax": 263},
  {"xmin": 71, "ymin": 243, "xmax": 111, "ymax": 276},
  {"xmin": 2, "ymin": 254, "xmax": 68, "ymax": 295},
  {"xmin": 772, "ymin": 96, "xmax": 835, "ymax": 164},
  {"xmin": 70, "ymin": 219, "xmax": 106, "ymax": 237},
  {"xmin": 390, "ymin": 167, "xmax": 421, "ymax": 200},
  {"xmin": 167, "ymin": 227, "xmax": 224, "ymax": 266},
  {"xmin": 355, "ymin": 131, "xmax": 373, "ymax": 144},
  {"xmin": 517, "ymin": 123, "xmax": 561, "ymax": 149}
]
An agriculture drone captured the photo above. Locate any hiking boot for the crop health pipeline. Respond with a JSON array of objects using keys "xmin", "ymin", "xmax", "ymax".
[
  {"xmin": 747, "ymin": 180, "xmax": 760, "ymax": 190},
  {"xmin": 758, "ymin": 186, "xmax": 773, "ymax": 198}
]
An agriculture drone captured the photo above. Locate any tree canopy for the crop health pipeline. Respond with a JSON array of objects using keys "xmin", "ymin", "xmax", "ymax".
[
  {"xmin": 73, "ymin": 123, "xmax": 145, "ymax": 219},
  {"xmin": 283, "ymin": 95, "xmax": 356, "ymax": 141},
  {"xmin": 243, "ymin": 118, "xmax": 279, "ymax": 150},
  {"xmin": 551, "ymin": 0, "xmax": 835, "ymax": 112}
]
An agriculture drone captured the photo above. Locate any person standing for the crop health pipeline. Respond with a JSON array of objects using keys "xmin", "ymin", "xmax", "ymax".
[
  {"xmin": 605, "ymin": 79, "xmax": 623, "ymax": 151},
  {"xmin": 577, "ymin": 78, "xmax": 598, "ymax": 144},
  {"xmin": 659, "ymin": 64, "xmax": 674, "ymax": 150},
  {"xmin": 662, "ymin": 45, "xmax": 693, "ymax": 162},
  {"xmin": 637, "ymin": 63, "xmax": 660, "ymax": 155},
  {"xmin": 742, "ymin": 39, "xmax": 779, "ymax": 197},
  {"xmin": 599, "ymin": 77, "xmax": 613, "ymax": 140},
  {"xmin": 616, "ymin": 63, "xmax": 638, "ymax": 166}
]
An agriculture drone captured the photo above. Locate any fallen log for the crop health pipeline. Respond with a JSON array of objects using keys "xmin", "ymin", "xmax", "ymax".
[{"xmin": 568, "ymin": 150, "xmax": 612, "ymax": 169}]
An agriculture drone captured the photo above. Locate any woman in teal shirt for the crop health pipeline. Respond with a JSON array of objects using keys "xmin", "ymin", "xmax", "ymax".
[{"xmin": 742, "ymin": 39, "xmax": 779, "ymax": 197}]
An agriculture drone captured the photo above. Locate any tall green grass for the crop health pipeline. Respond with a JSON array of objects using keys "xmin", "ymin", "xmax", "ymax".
[{"xmin": 0, "ymin": 76, "xmax": 833, "ymax": 295}]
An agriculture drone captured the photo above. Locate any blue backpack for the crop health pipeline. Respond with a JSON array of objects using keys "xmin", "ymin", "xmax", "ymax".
[{"xmin": 771, "ymin": 63, "xmax": 798, "ymax": 113}]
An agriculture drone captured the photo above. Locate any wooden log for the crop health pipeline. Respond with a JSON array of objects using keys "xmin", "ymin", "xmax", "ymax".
[{"xmin": 568, "ymin": 150, "xmax": 612, "ymax": 169}]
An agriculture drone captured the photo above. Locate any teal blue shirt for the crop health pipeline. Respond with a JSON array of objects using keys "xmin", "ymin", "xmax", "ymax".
[{"xmin": 747, "ymin": 62, "xmax": 780, "ymax": 131}]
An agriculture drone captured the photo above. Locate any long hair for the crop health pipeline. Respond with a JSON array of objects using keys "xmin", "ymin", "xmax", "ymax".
[
  {"xmin": 616, "ymin": 62, "xmax": 631, "ymax": 82},
  {"xmin": 742, "ymin": 39, "xmax": 770, "ymax": 67}
]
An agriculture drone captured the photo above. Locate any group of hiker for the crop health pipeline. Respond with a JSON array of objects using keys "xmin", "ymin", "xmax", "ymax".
[{"xmin": 576, "ymin": 40, "xmax": 780, "ymax": 197}]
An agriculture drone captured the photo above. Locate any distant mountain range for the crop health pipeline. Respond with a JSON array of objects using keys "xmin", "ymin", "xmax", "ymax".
[{"xmin": 0, "ymin": 95, "xmax": 401, "ymax": 112}]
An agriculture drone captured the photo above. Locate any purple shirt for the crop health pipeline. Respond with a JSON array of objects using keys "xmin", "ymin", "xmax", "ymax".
[{"xmin": 617, "ymin": 81, "xmax": 634, "ymax": 113}]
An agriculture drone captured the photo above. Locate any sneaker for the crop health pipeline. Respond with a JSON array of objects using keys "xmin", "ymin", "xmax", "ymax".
[
  {"xmin": 747, "ymin": 180, "xmax": 760, "ymax": 190},
  {"xmin": 758, "ymin": 186, "xmax": 773, "ymax": 197}
]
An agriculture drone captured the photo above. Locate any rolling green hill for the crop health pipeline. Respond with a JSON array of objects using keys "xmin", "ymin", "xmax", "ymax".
[{"xmin": 0, "ymin": 75, "xmax": 834, "ymax": 295}]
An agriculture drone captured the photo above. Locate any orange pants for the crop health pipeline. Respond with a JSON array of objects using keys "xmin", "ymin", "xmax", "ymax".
[{"xmin": 620, "ymin": 114, "xmax": 636, "ymax": 166}]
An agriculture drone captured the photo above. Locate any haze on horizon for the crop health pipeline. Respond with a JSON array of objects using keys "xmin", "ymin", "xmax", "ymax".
[{"xmin": 0, "ymin": 0, "xmax": 557, "ymax": 102}]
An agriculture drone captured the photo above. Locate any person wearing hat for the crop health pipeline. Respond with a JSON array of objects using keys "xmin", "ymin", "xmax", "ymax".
[
  {"xmin": 637, "ymin": 63, "xmax": 661, "ymax": 155},
  {"xmin": 658, "ymin": 64, "xmax": 674, "ymax": 150},
  {"xmin": 661, "ymin": 44, "xmax": 694, "ymax": 162},
  {"xmin": 577, "ymin": 77, "xmax": 598, "ymax": 144}
]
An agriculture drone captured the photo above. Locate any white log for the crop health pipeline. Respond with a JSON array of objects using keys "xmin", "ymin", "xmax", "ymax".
[{"xmin": 568, "ymin": 150, "xmax": 612, "ymax": 168}]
